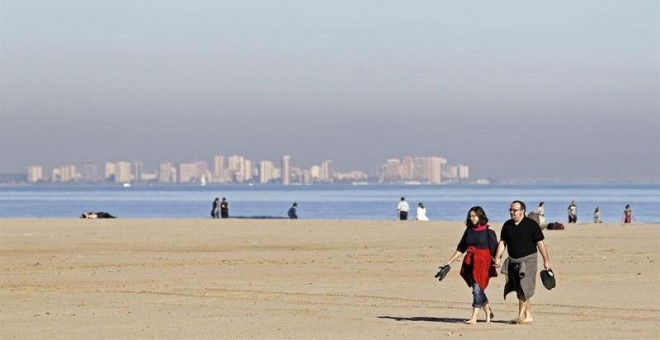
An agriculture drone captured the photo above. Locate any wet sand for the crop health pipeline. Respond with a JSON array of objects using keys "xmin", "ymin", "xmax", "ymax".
[{"xmin": 1, "ymin": 219, "xmax": 658, "ymax": 339}]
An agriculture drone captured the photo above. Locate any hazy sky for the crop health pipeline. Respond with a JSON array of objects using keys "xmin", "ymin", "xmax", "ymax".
[{"xmin": 1, "ymin": 1, "xmax": 659, "ymax": 180}]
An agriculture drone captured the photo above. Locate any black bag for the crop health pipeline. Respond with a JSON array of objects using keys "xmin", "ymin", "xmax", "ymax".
[{"xmin": 547, "ymin": 222, "xmax": 565, "ymax": 230}]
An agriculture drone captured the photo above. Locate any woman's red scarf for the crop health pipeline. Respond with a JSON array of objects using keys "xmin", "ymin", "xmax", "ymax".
[{"xmin": 460, "ymin": 224, "xmax": 498, "ymax": 289}]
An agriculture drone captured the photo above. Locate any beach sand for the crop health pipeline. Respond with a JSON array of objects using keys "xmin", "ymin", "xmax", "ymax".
[{"xmin": 1, "ymin": 219, "xmax": 658, "ymax": 339}]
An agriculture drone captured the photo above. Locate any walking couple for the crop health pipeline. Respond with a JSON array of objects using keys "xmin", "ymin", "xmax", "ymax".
[{"xmin": 438, "ymin": 200, "xmax": 552, "ymax": 324}]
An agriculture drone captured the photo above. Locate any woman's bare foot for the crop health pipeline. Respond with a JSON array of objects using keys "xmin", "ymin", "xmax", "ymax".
[
  {"xmin": 483, "ymin": 305, "xmax": 493, "ymax": 323},
  {"xmin": 465, "ymin": 307, "xmax": 479, "ymax": 324}
]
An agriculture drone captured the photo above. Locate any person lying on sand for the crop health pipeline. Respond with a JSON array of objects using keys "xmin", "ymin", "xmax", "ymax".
[{"xmin": 80, "ymin": 212, "xmax": 116, "ymax": 219}]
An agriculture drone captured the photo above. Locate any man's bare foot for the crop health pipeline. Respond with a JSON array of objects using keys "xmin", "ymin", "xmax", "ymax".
[
  {"xmin": 510, "ymin": 317, "xmax": 533, "ymax": 324},
  {"xmin": 464, "ymin": 319, "xmax": 477, "ymax": 324}
]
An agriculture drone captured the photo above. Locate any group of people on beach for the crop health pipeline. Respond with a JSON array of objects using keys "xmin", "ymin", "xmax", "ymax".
[
  {"xmin": 439, "ymin": 200, "xmax": 552, "ymax": 325},
  {"xmin": 438, "ymin": 198, "xmax": 635, "ymax": 325},
  {"xmin": 211, "ymin": 197, "xmax": 229, "ymax": 219},
  {"xmin": 536, "ymin": 201, "xmax": 634, "ymax": 225},
  {"xmin": 396, "ymin": 197, "xmax": 429, "ymax": 221},
  {"xmin": 211, "ymin": 197, "xmax": 299, "ymax": 219}
]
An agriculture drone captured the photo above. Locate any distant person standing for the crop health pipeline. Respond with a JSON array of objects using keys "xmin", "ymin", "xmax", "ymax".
[
  {"xmin": 567, "ymin": 200, "xmax": 577, "ymax": 223},
  {"xmin": 211, "ymin": 197, "xmax": 220, "ymax": 218},
  {"xmin": 535, "ymin": 202, "xmax": 546, "ymax": 227},
  {"xmin": 622, "ymin": 204, "xmax": 633, "ymax": 224},
  {"xmin": 594, "ymin": 207, "xmax": 602, "ymax": 223},
  {"xmin": 397, "ymin": 197, "xmax": 410, "ymax": 221},
  {"xmin": 220, "ymin": 197, "xmax": 229, "ymax": 218},
  {"xmin": 288, "ymin": 202, "xmax": 298, "ymax": 219},
  {"xmin": 416, "ymin": 202, "xmax": 429, "ymax": 221}
]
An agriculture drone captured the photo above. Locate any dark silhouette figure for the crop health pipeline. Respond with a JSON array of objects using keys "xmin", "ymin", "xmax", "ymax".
[
  {"xmin": 220, "ymin": 197, "xmax": 229, "ymax": 218},
  {"xmin": 80, "ymin": 212, "xmax": 116, "ymax": 219},
  {"xmin": 211, "ymin": 197, "xmax": 220, "ymax": 218},
  {"xmin": 288, "ymin": 202, "xmax": 298, "ymax": 219}
]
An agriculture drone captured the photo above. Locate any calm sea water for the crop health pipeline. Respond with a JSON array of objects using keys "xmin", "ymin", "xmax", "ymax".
[{"xmin": 0, "ymin": 184, "xmax": 658, "ymax": 223}]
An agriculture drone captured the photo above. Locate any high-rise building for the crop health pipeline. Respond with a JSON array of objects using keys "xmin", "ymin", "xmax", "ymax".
[
  {"xmin": 227, "ymin": 155, "xmax": 245, "ymax": 183},
  {"xmin": 281, "ymin": 155, "xmax": 290, "ymax": 185},
  {"xmin": 428, "ymin": 156, "xmax": 447, "ymax": 184},
  {"xmin": 27, "ymin": 165, "xmax": 43, "ymax": 183},
  {"xmin": 259, "ymin": 160, "xmax": 274, "ymax": 184},
  {"xmin": 133, "ymin": 161, "xmax": 143, "ymax": 183},
  {"xmin": 320, "ymin": 160, "xmax": 332, "ymax": 182},
  {"xmin": 445, "ymin": 165, "xmax": 458, "ymax": 179},
  {"xmin": 413, "ymin": 157, "xmax": 428, "ymax": 182},
  {"xmin": 104, "ymin": 162, "xmax": 115, "ymax": 181},
  {"xmin": 379, "ymin": 159, "xmax": 402, "ymax": 183},
  {"xmin": 213, "ymin": 155, "xmax": 225, "ymax": 182},
  {"xmin": 310, "ymin": 165, "xmax": 320, "ymax": 180},
  {"xmin": 401, "ymin": 157, "xmax": 414, "ymax": 180},
  {"xmin": 243, "ymin": 159, "xmax": 253, "ymax": 182},
  {"xmin": 178, "ymin": 162, "xmax": 197, "ymax": 183},
  {"xmin": 53, "ymin": 165, "xmax": 76, "ymax": 182},
  {"xmin": 51, "ymin": 168, "xmax": 61, "ymax": 182},
  {"xmin": 159, "ymin": 162, "xmax": 174, "ymax": 183},
  {"xmin": 178, "ymin": 161, "xmax": 209, "ymax": 184},
  {"xmin": 114, "ymin": 162, "xmax": 132, "ymax": 183},
  {"xmin": 457, "ymin": 164, "xmax": 470, "ymax": 180}
]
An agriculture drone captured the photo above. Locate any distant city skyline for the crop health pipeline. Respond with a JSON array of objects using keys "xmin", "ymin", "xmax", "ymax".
[
  {"xmin": 22, "ymin": 154, "xmax": 469, "ymax": 185},
  {"xmin": 1, "ymin": 1, "xmax": 658, "ymax": 181}
]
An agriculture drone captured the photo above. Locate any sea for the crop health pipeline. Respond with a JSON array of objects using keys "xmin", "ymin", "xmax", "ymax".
[{"xmin": 0, "ymin": 184, "xmax": 658, "ymax": 223}]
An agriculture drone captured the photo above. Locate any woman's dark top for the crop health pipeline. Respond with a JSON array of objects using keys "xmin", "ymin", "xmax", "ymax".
[{"xmin": 457, "ymin": 226, "xmax": 498, "ymax": 256}]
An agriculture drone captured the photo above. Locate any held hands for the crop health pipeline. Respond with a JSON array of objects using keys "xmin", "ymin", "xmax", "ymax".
[{"xmin": 493, "ymin": 258, "xmax": 501, "ymax": 268}]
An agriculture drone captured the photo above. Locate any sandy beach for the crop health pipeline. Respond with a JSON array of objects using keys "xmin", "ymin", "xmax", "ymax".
[{"xmin": 1, "ymin": 218, "xmax": 658, "ymax": 339}]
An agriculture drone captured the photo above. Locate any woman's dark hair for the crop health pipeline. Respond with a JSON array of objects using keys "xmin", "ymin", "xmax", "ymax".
[
  {"xmin": 465, "ymin": 206, "xmax": 488, "ymax": 227},
  {"xmin": 539, "ymin": 201, "xmax": 544, "ymax": 206}
]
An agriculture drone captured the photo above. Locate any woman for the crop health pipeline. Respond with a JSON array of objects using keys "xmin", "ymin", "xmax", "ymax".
[
  {"xmin": 622, "ymin": 204, "xmax": 633, "ymax": 224},
  {"xmin": 535, "ymin": 202, "xmax": 546, "ymax": 227},
  {"xmin": 416, "ymin": 202, "xmax": 429, "ymax": 221},
  {"xmin": 442, "ymin": 206, "xmax": 498, "ymax": 324},
  {"xmin": 211, "ymin": 197, "xmax": 220, "ymax": 218},
  {"xmin": 594, "ymin": 207, "xmax": 602, "ymax": 223}
]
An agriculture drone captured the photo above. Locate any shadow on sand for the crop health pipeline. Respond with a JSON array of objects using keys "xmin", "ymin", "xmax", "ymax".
[{"xmin": 378, "ymin": 316, "xmax": 510, "ymax": 324}]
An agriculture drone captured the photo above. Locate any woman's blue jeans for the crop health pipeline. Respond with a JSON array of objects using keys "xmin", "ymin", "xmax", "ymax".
[{"xmin": 471, "ymin": 280, "xmax": 488, "ymax": 308}]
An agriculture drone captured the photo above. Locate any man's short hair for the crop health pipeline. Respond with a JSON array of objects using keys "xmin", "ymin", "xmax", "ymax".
[{"xmin": 511, "ymin": 200, "xmax": 527, "ymax": 213}]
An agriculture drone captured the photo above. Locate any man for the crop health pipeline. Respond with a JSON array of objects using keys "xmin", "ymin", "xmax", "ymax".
[
  {"xmin": 288, "ymin": 202, "xmax": 298, "ymax": 219},
  {"xmin": 397, "ymin": 197, "xmax": 409, "ymax": 221},
  {"xmin": 494, "ymin": 200, "xmax": 551, "ymax": 324},
  {"xmin": 220, "ymin": 197, "xmax": 229, "ymax": 218}
]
